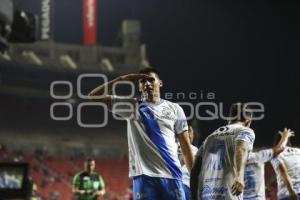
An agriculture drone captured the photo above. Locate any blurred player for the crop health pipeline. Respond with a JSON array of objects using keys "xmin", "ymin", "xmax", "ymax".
[
  {"xmin": 179, "ymin": 126, "xmax": 198, "ymax": 200},
  {"xmin": 191, "ymin": 103, "xmax": 255, "ymax": 200},
  {"xmin": 72, "ymin": 158, "xmax": 105, "ymax": 200},
  {"xmin": 271, "ymin": 131, "xmax": 300, "ymax": 200},
  {"xmin": 89, "ymin": 68, "xmax": 194, "ymax": 200},
  {"xmin": 244, "ymin": 128, "xmax": 294, "ymax": 200}
]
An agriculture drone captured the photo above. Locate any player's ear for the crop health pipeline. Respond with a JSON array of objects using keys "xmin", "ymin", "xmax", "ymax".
[{"xmin": 159, "ymin": 80, "xmax": 163, "ymax": 87}]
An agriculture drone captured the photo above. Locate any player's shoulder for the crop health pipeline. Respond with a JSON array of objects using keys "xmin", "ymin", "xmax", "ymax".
[
  {"xmin": 76, "ymin": 171, "xmax": 86, "ymax": 176},
  {"xmin": 229, "ymin": 124, "xmax": 255, "ymax": 139},
  {"xmin": 230, "ymin": 123, "xmax": 254, "ymax": 133},
  {"xmin": 162, "ymin": 99, "xmax": 180, "ymax": 109},
  {"xmin": 160, "ymin": 99, "xmax": 184, "ymax": 114},
  {"xmin": 242, "ymin": 127, "xmax": 255, "ymax": 134},
  {"xmin": 73, "ymin": 171, "xmax": 85, "ymax": 180},
  {"xmin": 291, "ymin": 147, "xmax": 300, "ymax": 151},
  {"xmin": 284, "ymin": 147, "xmax": 300, "ymax": 154}
]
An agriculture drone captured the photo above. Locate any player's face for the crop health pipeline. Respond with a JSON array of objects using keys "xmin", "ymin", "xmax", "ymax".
[
  {"xmin": 85, "ymin": 160, "xmax": 95, "ymax": 172},
  {"xmin": 138, "ymin": 72, "xmax": 162, "ymax": 100}
]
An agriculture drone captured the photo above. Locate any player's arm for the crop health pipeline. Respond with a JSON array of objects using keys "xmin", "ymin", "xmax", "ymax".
[
  {"xmin": 190, "ymin": 146, "xmax": 203, "ymax": 200},
  {"xmin": 272, "ymin": 128, "xmax": 294, "ymax": 157},
  {"xmin": 231, "ymin": 140, "xmax": 250, "ymax": 196},
  {"xmin": 278, "ymin": 162, "xmax": 298, "ymax": 200},
  {"xmin": 93, "ymin": 176, "xmax": 106, "ymax": 196},
  {"xmin": 232, "ymin": 130, "xmax": 255, "ymax": 196},
  {"xmin": 72, "ymin": 185, "xmax": 87, "ymax": 195},
  {"xmin": 178, "ymin": 131, "xmax": 194, "ymax": 173},
  {"xmin": 88, "ymin": 74, "xmax": 150, "ymax": 108},
  {"xmin": 72, "ymin": 175, "xmax": 87, "ymax": 195}
]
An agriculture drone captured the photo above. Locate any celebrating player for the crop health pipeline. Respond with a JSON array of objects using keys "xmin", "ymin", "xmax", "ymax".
[
  {"xmin": 271, "ymin": 130, "xmax": 300, "ymax": 200},
  {"xmin": 244, "ymin": 128, "xmax": 294, "ymax": 200},
  {"xmin": 89, "ymin": 68, "xmax": 194, "ymax": 200},
  {"xmin": 191, "ymin": 103, "xmax": 255, "ymax": 200}
]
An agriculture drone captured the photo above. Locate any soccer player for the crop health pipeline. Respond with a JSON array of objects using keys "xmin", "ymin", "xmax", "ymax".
[
  {"xmin": 179, "ymin": 126, "xmax": 198, "ymax": 200},
  {"xmin": 271, "ymin": 132, "xmax": 300, "ymax": 200},
  {"xmin": 244, "ymin": 128, "xmax": 294, "ymax": 200},
  {"xmin": 191, "ymin": 103, "xmax": 255, "ymax": 200},
  {"xmin": 89, "ymin": 68, "xmax": 194, "ymax": 200},
  {"xmin": 72, "ymin": 158, "xmax": 105, "ymax": 200}
]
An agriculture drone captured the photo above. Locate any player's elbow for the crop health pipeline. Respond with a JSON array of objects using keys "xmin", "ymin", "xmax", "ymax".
[{"xmin": 273, "ymin": 146, "xmax": 284, "ymax": 157}]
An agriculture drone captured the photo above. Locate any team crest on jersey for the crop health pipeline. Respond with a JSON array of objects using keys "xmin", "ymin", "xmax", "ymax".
[{"xmin": 161, "ymin": 107, "xmax": 176, "ymax": 120}]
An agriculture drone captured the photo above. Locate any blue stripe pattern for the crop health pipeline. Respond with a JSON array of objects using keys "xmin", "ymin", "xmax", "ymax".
[{"xmin": 138, "ymin": 102, "xmax": 182, "ymax": 179}]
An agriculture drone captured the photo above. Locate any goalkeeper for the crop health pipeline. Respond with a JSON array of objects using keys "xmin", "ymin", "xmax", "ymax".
[{"xmin": 72, "ymin": 158, "xmax": 105, "ymax": 200}]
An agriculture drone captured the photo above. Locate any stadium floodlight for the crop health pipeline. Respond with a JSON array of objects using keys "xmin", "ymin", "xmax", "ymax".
[
  {"xmin": 140, "ymin": 44, "xmax": 151, "ymax": 68},
  {"xmin": 22, "ymin": 50, "xmax": 42, "ymax": 65},
  {"xmin": 60, "ymin": 55, "xmax": 78, "ymax": 69},
  {"xmin": 101, "ymin": 58, "xmax": 114, "ymax": 72}
]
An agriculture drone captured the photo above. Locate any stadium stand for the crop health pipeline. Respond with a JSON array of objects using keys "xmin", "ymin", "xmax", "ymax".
[{"xmin": 0, "ymin": 145, "xmax": 131, "ymax": 200}]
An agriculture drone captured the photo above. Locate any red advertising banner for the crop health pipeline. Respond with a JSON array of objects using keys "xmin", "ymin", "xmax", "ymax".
[{"xmin": 83, "ymin": 0, "xmax": 97, "ymax": 45}]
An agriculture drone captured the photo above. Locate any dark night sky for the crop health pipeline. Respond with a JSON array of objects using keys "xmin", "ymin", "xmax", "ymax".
[{"xmin": 5, "ymin": 0, "xmax": 300, "ymax": 146}]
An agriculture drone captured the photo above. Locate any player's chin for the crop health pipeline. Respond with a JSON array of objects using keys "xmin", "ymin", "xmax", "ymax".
[{"xmin": 144, "ymin": 89, "xmax": 154, "ymax": 95}]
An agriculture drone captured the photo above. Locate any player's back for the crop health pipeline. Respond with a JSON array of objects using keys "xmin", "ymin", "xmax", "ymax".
[
  {"xmin": 271, "ymin": 147, "xmax": 300, "ymax": 199},
  {"xmin": 244, "ymin": 149, "xmax": 273, "ymax": 200},
  {"xmin": 198, "ymin": 123, "xmax": 255, "ymax": 200}
]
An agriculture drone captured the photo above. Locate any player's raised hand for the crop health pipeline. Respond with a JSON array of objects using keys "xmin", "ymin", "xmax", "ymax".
[
  {"xmin": 279, "ymin": 128, "xmax": 295, "ymax": 138},
  {"xmin": 120, "ymin": 73, "xmax": 151, "ymax": 81},
  {"xmin": 231, "ymin": 176, "xmax": 244, "ymax": 196}
]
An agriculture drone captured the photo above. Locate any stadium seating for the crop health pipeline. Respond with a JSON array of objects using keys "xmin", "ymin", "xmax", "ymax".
[{"xmin": 0, "ymin": 146, "xmax": 131, "ymax": 200}]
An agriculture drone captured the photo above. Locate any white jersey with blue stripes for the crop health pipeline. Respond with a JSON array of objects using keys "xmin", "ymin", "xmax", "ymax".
[
  {"xmin": 244, "ymin": 149, "xmax": 273, "ymax": 200},
  {"xmin": 182, "ymin": 145, "xmax": 198, "ymax": 187},
  {"xmin": 111, "ymin": 96, "xmax": 188, "ymax": 179},
  {"xmin": 196, "ymin": 123, "xmax": 255, "ymax": 200},
  {"xmin": 271, "ymin": 147, "xmax": 300, "ymax": 200}
]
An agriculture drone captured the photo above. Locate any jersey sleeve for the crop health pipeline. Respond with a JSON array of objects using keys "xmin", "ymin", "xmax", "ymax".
[
  {"xmin": 235, "ymin": 129, "xmax": 255, "ymax": 150},
  {"xmin": 98, "ymin": 175, "xmax": 105, "ymax": 190},
  {"xmin": 255, "ymin": 149, "xmax": 273, "ymax": 163},
  {"xmin": 174, "ymin": 104, "xmax": 188, "ymax": 134},
  {"xmin": 72, "ymin": 173, "xmax": 80, "ymax": 187},
  {"xmin": 111, "ymin": 96, "xmax": 137, "ymax": 119},
  {"xmin": 271, "ymin": 156, "xmax": 283, "ymax": 169}
]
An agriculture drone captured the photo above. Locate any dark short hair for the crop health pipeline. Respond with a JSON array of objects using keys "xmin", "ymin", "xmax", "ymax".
[
  {"xmin": 139, "ymin": 67, "xmax": 160, "ymax": 78},
  {"xmin": 85, "ymin": 158, "xmax": 94, "ymax": 163},
  {"xmin": 228, "ymin": 103, "xmax": 253, "ymax": 123}
]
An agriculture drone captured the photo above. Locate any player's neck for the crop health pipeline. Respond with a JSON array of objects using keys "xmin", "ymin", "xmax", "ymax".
[{"xmin": 143, "ymin": 93, "xmax": 161, "ymax": 104}]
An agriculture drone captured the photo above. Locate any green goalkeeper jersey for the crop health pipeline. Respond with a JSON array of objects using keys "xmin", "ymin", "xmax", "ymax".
[{"xmin": 72, "ymin": 171, "xmax": 105, "ymax": 200}]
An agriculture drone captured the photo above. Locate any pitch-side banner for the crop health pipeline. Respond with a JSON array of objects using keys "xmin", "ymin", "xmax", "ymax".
[
  {"xmin": 40, "ymin": 0, "xmax": 52, "ymax": 40},
  {"xmin": 83, "ymin": 0, "xmax": 97, "ymax": 45}
]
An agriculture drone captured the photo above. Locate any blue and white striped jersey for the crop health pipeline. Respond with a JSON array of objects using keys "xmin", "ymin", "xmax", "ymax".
[
  {"xmin": 182, "ymin": 145, "xmax": 198, "ymax": 187},
  {"xmin": 112, "ymin": 97, "xmax": 188, "ymax": 179},
  {"xmin": 244, "ymin": 149, "xmax": 273, "ymax": 200},
  {"xmin": 271, "ymin": 147, "xmax": 300, "ymax": 200},
  {"xmin": 196, "ymin": 123, "xmax": 255, "ymax": 200}
]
